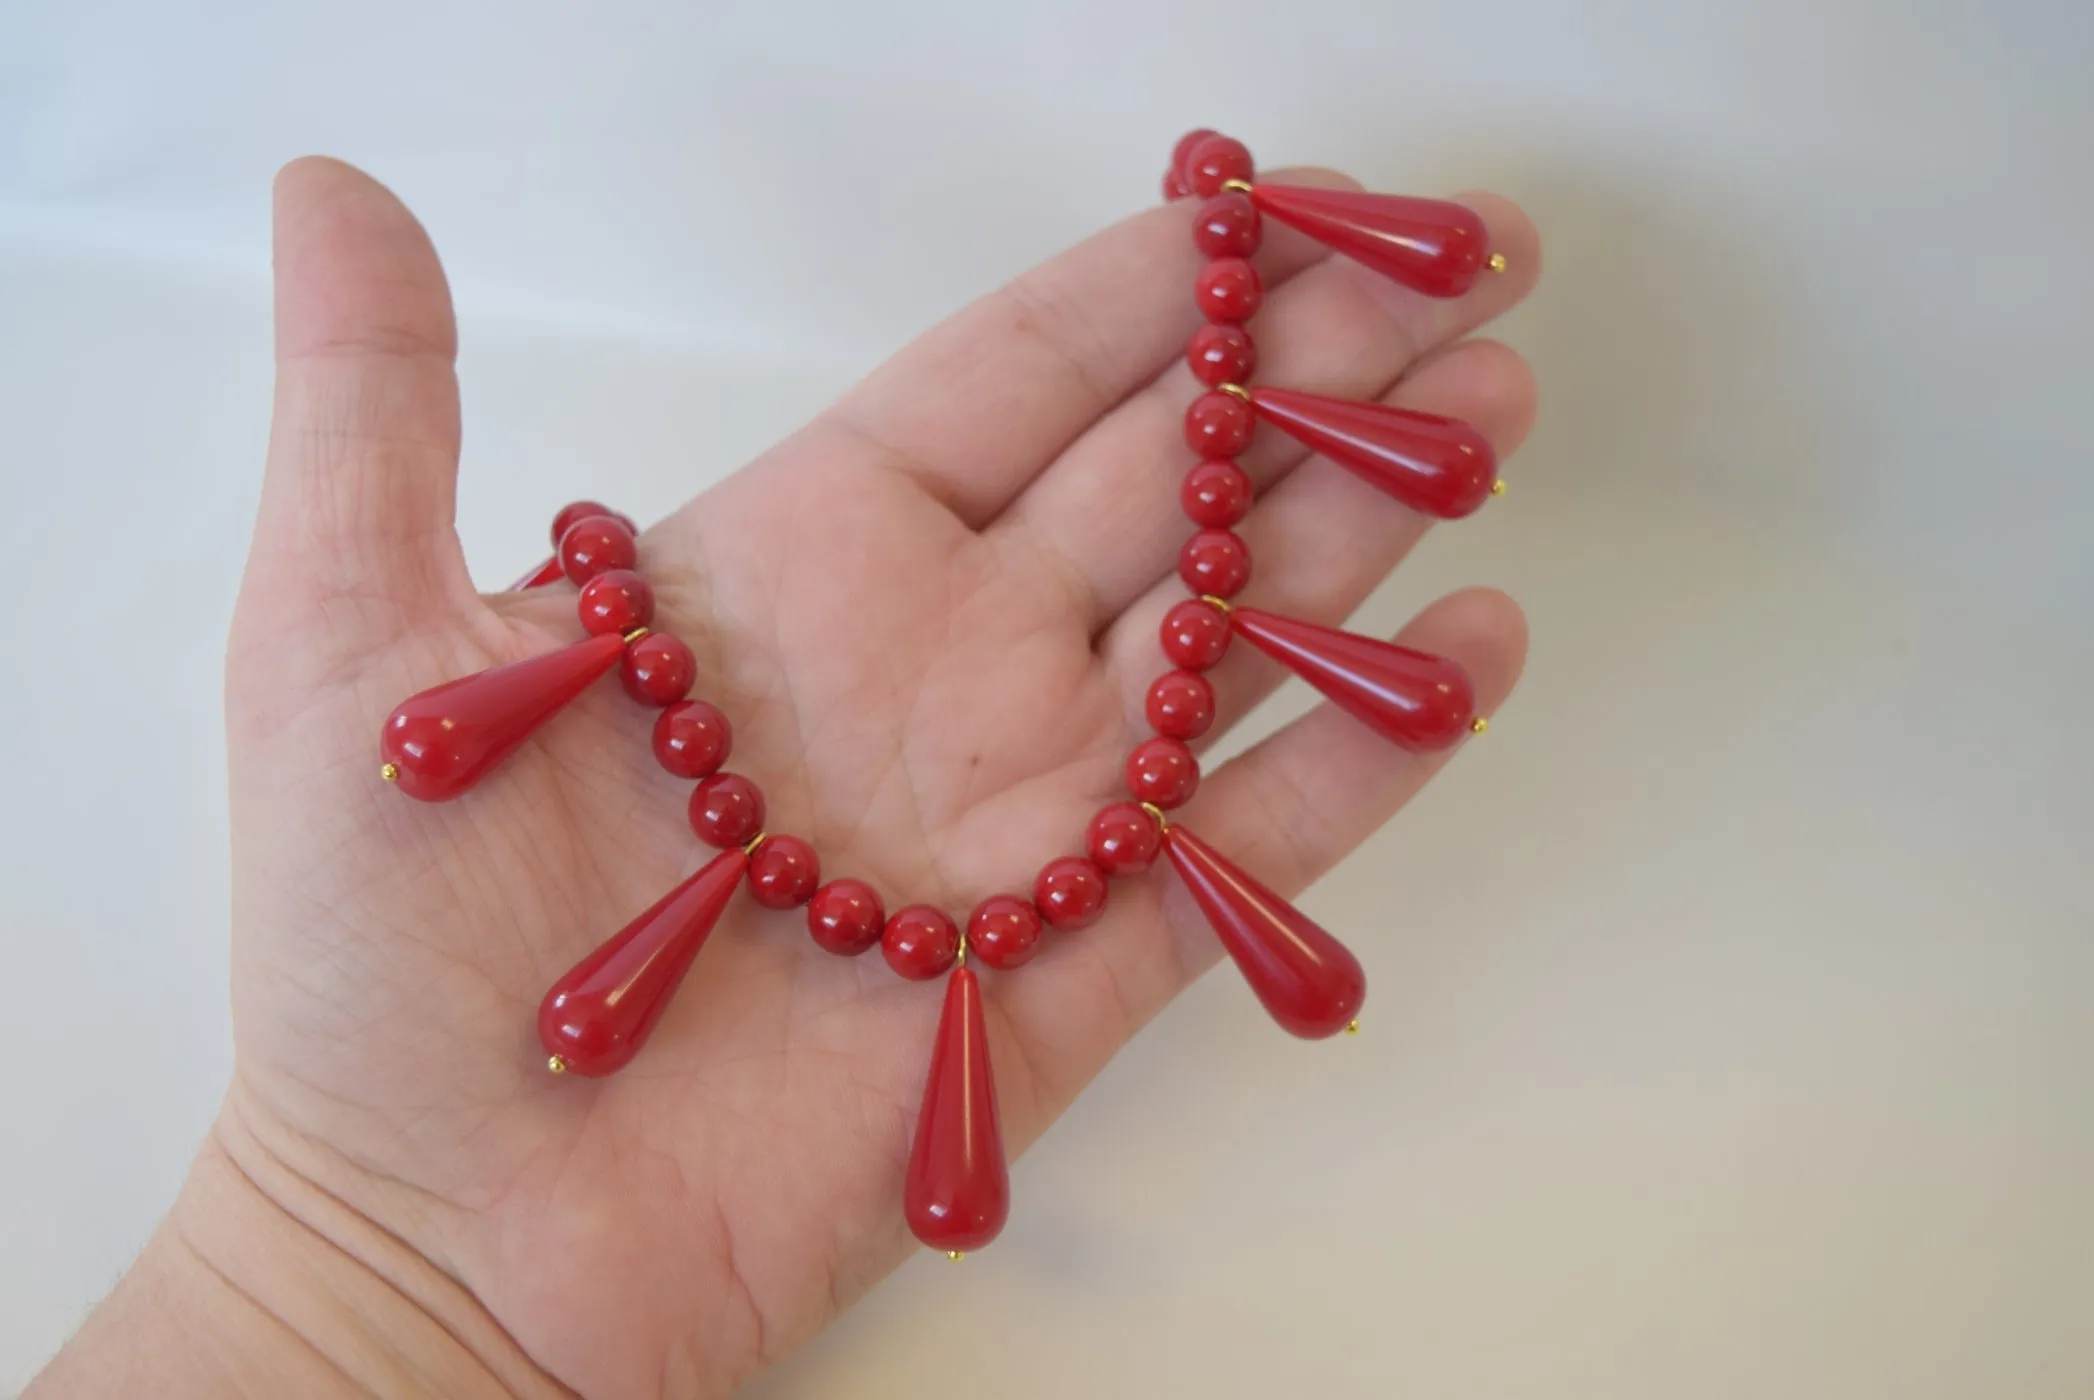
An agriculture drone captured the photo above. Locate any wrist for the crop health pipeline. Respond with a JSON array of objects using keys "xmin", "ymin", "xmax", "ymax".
[{"xmin": 28, "ymin": 1098, "xmax": 569, "ymax": 1400}]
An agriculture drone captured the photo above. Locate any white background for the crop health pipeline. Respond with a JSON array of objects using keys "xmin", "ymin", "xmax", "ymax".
[{"xmin": 5, "ymin": 2, "xmax": 2092, "ymax": 1395}]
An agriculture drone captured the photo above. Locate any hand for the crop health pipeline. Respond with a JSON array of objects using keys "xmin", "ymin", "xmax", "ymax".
[{"xmin": 34, "ymin": 156, "xmax": 1537, "ymax": 1398}]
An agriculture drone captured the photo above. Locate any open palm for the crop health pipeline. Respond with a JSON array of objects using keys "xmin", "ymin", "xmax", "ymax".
[{"xmin": 217, "ymin": 156, "xmax": 1538, "ymax": 1398}]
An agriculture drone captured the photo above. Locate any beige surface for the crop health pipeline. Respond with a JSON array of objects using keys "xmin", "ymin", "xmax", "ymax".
[{"xmin": 4, "ymin": 1, "xmax": 2092, "ymax": 1393}]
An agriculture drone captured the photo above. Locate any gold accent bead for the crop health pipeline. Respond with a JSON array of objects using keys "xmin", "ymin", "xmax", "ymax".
[
  {"xmin": 1346, "ymin": 1020, "xmax": 1360, "ymax": 1036},
  {"xmin": 1139, "ymin": 801, "xmax": 1170, "ymax": 832},
  {"xmin": 946, "ymin": 1250, "xmax": 965, "ymax": 1262},
  {"xmin": 1487, "ymin": 252, "xmax": 1508, "ymax": 273},
  {"xmin": 1216, "ymin": 381, "xmax": 1252, "ymax": 403},
  {"xmin": 547, "ymin": 1055, "xmax": 568, "ymax": 1074},
  {"xmin": 1219, "ymin": 178, "xmax": 1253, "ymax": 194},
  {"xmin": 622, "ymin": 625, "xmax": 651, "ymax": 644},
  {"xmin": 741, "ymin": 831, "xmax": 769, "ymax": 857},
  {"xmin": 379, "ymin": 762, "xmax": 400, "ymax": 783},
  {"xmin": 1199, "ymin": 593, "xmax": 1233, "ymax": 615},
  {"xmin": 1490, "ymin": 479, "xmax": 1508, "ymax": 497},
  {"xmin": 1470, "ymin": 717, "xmax": 1490, "ymax": 735},
  {"xmin": 955, "ymin": 931, "xmax": 969, "ymax": 969}
]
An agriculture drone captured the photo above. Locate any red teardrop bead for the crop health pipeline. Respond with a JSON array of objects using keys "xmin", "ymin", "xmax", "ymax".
[
  {"xmin": 537, "ymin": 848, "xmax": 748, "ymax": 1076},
  {"xmin": 905, "ymin": 966, "xmax": 1010, "ymax": 1254},
  {"xmin": 1246, "ymin": 184, "xmax": 1489, "ymax": 299},
  {"xmin": 1162, "ymin": 824, "xmax": 1365, "ymax": 1039},
  {"xmin": 1232, "ymin": 607, "xmax": 1476, "ymax": 752},
  {"xmin": 379, "ymin": 632, "xmax": 624, "ymax": 801},
  {"xmin": 1249, "ymin": 387, "xmax": 1496, "ymax": 519}
]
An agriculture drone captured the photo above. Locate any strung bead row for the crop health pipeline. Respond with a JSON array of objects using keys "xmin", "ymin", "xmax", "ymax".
[{"xmin": 526, "ymin": 131, "xmax": 1280, "ymax": 993}]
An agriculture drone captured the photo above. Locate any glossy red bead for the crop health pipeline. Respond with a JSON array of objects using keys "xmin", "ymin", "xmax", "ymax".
[
  {"xmin": 620, "ymin": 632, "xmax": 696, "ymax": 706},
  {"xmin": 1161, "ymin": 170, "xmax": 1189, "ymax": 201},
  {"xmin": 651, "ymin": 699, "xmax": 732, "ymax": 779},
  {"xmin": 1086, "ymin": 802, "xmax": 1163, "ymax": 876},
  {"xmin": 1193, "ymin": 192, "xmax": 1262, "ymax": 258},
  {"xmin": 1126, "ymin": 736, "xmax": 1200, "ymax": 809},
  {"xmin": 1247, "ymin": 184, "xmax": 1488, "ymax": 299},
  {"xmin": 1183, "ymin": 391, "xmax": 1255, "ymax": 458},
  {"xmin": 967, "ymin": 896, "xmax": 1043, "ymax": 971},
  {"xmin": 509, "ymin": 555, "xmax": 566, "ymax": 590},
  {"xmin": 1170, "ymin": 128, "xmax": 1220, "ymax": 182},
  {"xmin": 550, "ymin": 500, "xmax": 635, "ymax": 545},
  {"xmin": 557, "ymin": 514, "xmax": 637, "ymax": 585},
  {"xmin": 1163, "ymin": 823, "xmax": 1365, "ymax": 1039},
  {"xmin": 576, "ymin": 568, "xmax": 655, "ymax": 636},
  {"xmin": 537, "ymin": 849, "xmax": 748, "ymax": 1075},
  {"xmin": 1185, "ymin": 134, "xmax": 1254, "ymax": 198},
  {"xmin": 379, "ymin": 632, "xmax": 624, "ymax": 802},
  {"xmin": 807, "ymin": 878, "xmax": 885, "ymax": 956},
  {"xmin": 748, "ymin": 834, "xmax": 820, "ymax": 910},
  {"xmin": 1179, "ymin": 528, "xmax": 1251, "ymax": 598},
  {"xmin": 687, "ymin": 772, "xmax": 766, "ymax": 848},
  {"xmin": 1181, "ymin": 458, "xmax": 1253, "ymax": 527},
  {"xmin": 884, "ymin": 904, "xmax": 961, "ymax": 981},
  {"xmin": 1161, "ymin": 598, "xmax": 1232, "ymax": 671},
  {"xmin": 1194, "ymin": 258, "xmax": 1263, "ymax": 323},
  {"xmin": 1186, "ymin": 324, "xmax": 1256, "ymax": 389},
  {"xmin": 1250, "ymin": 386, "xmax": 1497, "ymax": 519},
  {"xmin": 1232, "ymin": 606, "xmax": 1476, "ymax": 751},
  {"xmin": 1145, "ymin": 669, "xmax": 1216, "ymax": 741},
  {"xmin": 904, "ymin": 966, "xmax": 1009, "ymax": 1253},
  {"xmin": 1034, "ymin": 856, "xmax": 1107, "ymax": 931}
]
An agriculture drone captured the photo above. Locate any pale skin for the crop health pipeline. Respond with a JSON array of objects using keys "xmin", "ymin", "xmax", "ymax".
[{"xmin": 28, "ymin": 155, "xmax": 1539, "ymax": 1399}]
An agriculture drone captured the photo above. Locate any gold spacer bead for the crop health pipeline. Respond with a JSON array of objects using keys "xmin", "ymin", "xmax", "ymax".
[
  {"xmin": 1490, "ymin": 479, "xmax": 1508, "ymax": 497},
  {"xmin": 547, "ymin": 1055, "xmax": 568, "ymax": 1074},
  {"xmin": 1199, "ymin": 593, "xmax": 1233, "ymax": 615},
  {"xmin": 955, "ymin": 931, "xmax": 969, "ymax": 969},
  {"xmin": 623, "ymin": 625, "xmax": 651, "ymax": 644},
  {"xmin": 1470, "ymin": 716, "xmax": 1490, "ymax": 735},
  {"xmin": 1487, "ymin": 252, "xmax": 1508, "ymax": 273},
  {"xmin": 379, "ymin": 762, "xmax": 400, "ymax": 783},
  {"xmin": 1139, "ymin": 801, "xmax": 1170, "ymax": 832},
  {"xmin": 741, "ymin": 830, "xmax": 769, "ymax": 857},
  {"xmin": 1346, "ymin": 1020, "xmax": 1360, "ymax": 1035},
  {"xmin": 1216, "ymin": 381, "xmax": 1252, "ymax": 403},
  {"xmin": 946, "ymin": 1250, "xmax": 965, "ymax": 1262},
  {"xmin": 1219, "ymin": 178, "xmax": 1253, "ymax": 194}
]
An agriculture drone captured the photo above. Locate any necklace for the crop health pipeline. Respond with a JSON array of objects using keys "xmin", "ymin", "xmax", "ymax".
[{"xmin": 377, "ymin": 129, "xmax": 1510, "ymax": 1260}]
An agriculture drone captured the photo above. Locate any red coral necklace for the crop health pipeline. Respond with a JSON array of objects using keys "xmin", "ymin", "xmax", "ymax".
[{"xmin": 378, "ymin": 129, "xmax": 1509, "ymax": 1260}]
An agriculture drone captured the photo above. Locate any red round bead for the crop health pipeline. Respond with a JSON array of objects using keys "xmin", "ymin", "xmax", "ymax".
[
  {"xmin": 1185, "ymin": 135, "xmax": 1254, "ymax": 198},
  {"xmin": 651, "ymin": 699, "xmax": 731, "ymax": 778},
  {"xmin": 1034, "ymin": 857, "xmax": 1108, "ymax": 931},
  {"xmin": 1181, "ymin": 458, "xmax": 1253, "ymax": 527},
  {"xmin": 967, "ymin": 896, "xmax": 1043, "ymax": 971},
  {"xmin": 748, "ymin": 834, "xmax": 820, "ymax": 909},
  {"xmin": 1183, "ymin": 392, "xmax": 1255, "ymax": 458},
  {"xmin": 1195, "ymin": 259, "xmax": 1263, "ymax": 323},
  {"xmin": 808, "ymin": 878, "xmax": 885, "ymax": 956},
  {"xmin": 551, "ymin": 500, "xmax": 630, "ymax": 546},
  {"xmin": 688, "ymin": 772, "xmax": 765, "ymax": 848},
  {"xmin": 1146, "ymin": 669, "xmax": 1216, "ymax": 740},
  {"xmin": 620, "ymin": 632, "xmax": 696, "ymax": 706},
  {"xmin": 1162, "ymin": 170, "xmax": 1189, "ymax": 201},
  {"xmin": 1126, "ymin": 737, "xmax": 1200, "ymax": 808},
  {"xmin": 576, "ymin": 568, "xmax": 655, "ymax": 636},
  {"xmin": 558, "ymin": 514, "xmax": 637, "ymax": 585},
  {"xmin": 1186, "ymin": 323, "xmax": 1256, "ymax": 389},
  {"xmin": 883, "ymin": 904, "xmax": 960, "ymax": 980},
  {"xmin": 1171, "ymin": 128, "xmax": 1220, "ymax": 181},
  {"xmin": 1193, "ymin": 192, "xmax": 1262, "ymax": 259},
  {"xmin": 1179, "ymin": 528, "xmax": 1252, "ymax": 598},
  {"xmin": 1086, "ymin": 802, "xmax": 1163, "ymax": 876},
  {"xmin": 1161, "ymin": 598, "xmax": 1233, "ymax": 670}
]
